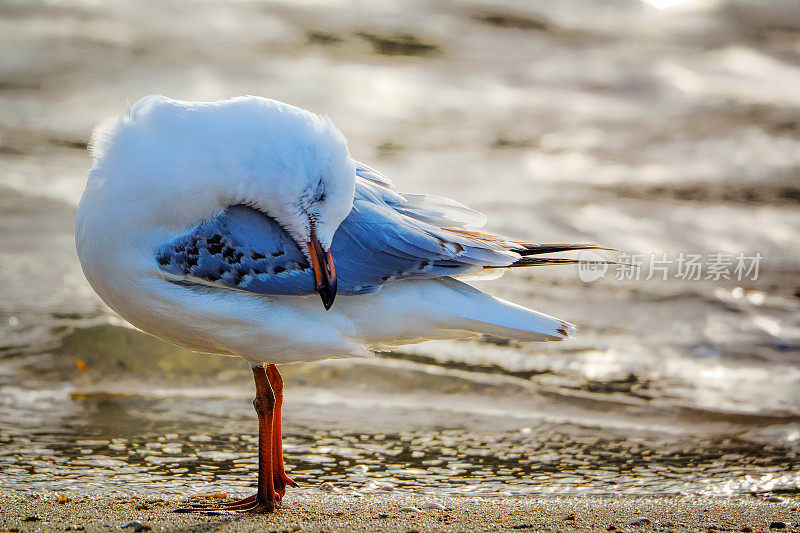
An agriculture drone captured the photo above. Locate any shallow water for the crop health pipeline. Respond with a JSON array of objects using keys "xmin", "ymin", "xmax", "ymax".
[{"xmin": 1, "ymin": 0, "xmax": 799, "ymax": 497}]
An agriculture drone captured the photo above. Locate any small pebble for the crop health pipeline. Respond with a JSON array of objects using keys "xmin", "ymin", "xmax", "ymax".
[
  {"xmin": 769, "ymin": 522, "xmax": 786, "ymax": 529},
  {"xmin": 399, "ymin": 506, "xmax": 420, "ymax": 513},
  {"xmin": 120, "ymin": 521, "xmax": 151, "ymax": 532},
  {"xmin": 375, "ymin": 513, "xmax": 389, "ymax": 519},
  {"xmin": 319, "ymin": 482, "xmax": 335, "ymax": 492},
  {"xmin": 421, "ymin": 502, "xmax": 445, "ymax": 510},
  {"xmin": 741, "ymin": 527, "xmax": 752, "ymax": 532},
  {"xmin": 766, "ymin": 496, "xmax": 785, "ymax": 503},
  {"xmin": 628, "ymin": 517, "xmax": 652, "ymax": 526}
]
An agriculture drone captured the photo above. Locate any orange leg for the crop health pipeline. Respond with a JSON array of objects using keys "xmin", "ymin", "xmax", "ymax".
[
  {"xmin": 174, "ymin": 365, "xmax": 280, "ymax": 513},
  {"xmin": 252, "ymin": 365, "xmax": 278, "ymax": 511},
  {"xmin": 267, "ymin": 363, "xmax": 297, "ymax": 497}
]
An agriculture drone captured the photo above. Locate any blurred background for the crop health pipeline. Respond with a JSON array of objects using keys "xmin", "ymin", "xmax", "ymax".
[{"xmin": 1, "ymin": 0, "xmax": 799, "ymax": 497}]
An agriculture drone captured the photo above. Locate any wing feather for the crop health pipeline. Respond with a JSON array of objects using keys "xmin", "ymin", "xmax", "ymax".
[{"xmin": 156, "ymin": 163, "xmax": 603, "ymax": 296}]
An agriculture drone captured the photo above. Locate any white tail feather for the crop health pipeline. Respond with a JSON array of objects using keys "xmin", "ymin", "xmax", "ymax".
[
  {"xmin": 432, "ymin": 278, "xmax": 575, "ymax": 342},
  {"xmin": 341, "ymin": 277, "xmax": 574, "ymax": 349}
]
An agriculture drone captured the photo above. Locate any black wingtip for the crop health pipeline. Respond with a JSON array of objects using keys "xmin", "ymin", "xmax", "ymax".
[
  {"xmin": 508, "ymin": 257, "xmax": 619, "ymax": 267},
  {"xmin": 516, "ymin": 243, "xmax": 616, "ymax": 256}
]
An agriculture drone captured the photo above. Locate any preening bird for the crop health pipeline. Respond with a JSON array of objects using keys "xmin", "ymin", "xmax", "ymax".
[{"xmin": 75, "ymin": 95, "xmax": 601, "ymax": 513}]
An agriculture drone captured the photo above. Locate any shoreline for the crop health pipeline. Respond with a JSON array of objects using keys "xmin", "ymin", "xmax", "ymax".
[{"xmin": 1, "ymin": 491, "xmax": 798, "ymax": 532}]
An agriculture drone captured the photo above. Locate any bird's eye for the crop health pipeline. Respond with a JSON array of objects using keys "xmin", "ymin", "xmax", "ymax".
[{"xmin": 313, "ymin": 181, "xmax": 326, "ymax": 203}]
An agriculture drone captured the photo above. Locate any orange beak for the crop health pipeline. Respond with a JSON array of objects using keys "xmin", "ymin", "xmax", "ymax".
[{"xmin": 306, "ymin": 233, "xmax": 337, "ymax": 310}]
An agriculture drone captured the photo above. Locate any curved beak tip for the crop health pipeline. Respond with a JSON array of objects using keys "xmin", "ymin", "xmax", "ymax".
[{"xmin": 319, "ymin": 280, "xmax": 337, "ymax": 310}]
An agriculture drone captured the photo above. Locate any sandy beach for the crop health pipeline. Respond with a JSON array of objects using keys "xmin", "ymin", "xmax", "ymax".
[{"xmin": 2, "ymin": 491, "xmax": 798, "ymax": 532}]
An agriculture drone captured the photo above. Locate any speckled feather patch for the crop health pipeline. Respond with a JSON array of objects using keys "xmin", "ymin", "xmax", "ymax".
[{"xmin": 156, "ymin": 205, "xmax": 316, "ymax": 295}]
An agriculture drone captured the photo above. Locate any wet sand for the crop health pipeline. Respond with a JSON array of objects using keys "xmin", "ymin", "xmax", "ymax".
[{"xmin": 1, "ymin": 490, "xmax": 798, "ymax": 532}]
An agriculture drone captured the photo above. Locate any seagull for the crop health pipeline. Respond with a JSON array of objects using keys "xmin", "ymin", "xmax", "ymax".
[{"xmin": 75, "ymin": 95, "xmax": 601, "ymax": 513}]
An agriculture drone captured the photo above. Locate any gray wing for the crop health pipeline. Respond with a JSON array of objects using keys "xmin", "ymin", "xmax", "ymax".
[
  {"xmin": 332, "ymin": 166, "xmax": 521, "ymax": 293},
  {"xmin": 156, "ymin": 163, "xmax": 593, "ymax": 296}
]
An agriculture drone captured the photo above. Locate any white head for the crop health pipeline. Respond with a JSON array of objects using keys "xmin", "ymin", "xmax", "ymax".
[{"xmin": 84, "ymin": 96, "xmax": 356, "ymax": 307}]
